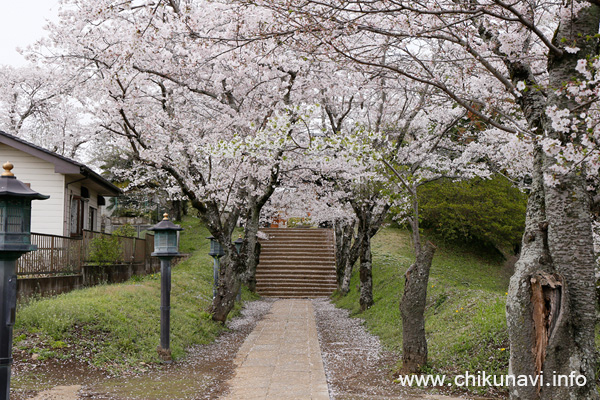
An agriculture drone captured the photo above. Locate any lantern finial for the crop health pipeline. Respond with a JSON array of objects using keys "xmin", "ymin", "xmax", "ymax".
[
  {"xmin": 163, "ymin": 213, "xmax": 169, "ymax": 220},
  {"xmin": 2, "ymin": 162, "xmax": 14, "ymax": 177}
]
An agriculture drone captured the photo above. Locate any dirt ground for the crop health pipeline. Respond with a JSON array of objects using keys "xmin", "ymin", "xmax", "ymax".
[{"xmin": 12, "ymin": 298, "xmax": 495, "ymax": 399}]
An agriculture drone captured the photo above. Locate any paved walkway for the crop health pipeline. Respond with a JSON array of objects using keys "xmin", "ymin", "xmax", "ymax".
[{"xmin": 222, "ymin": 299, "xmax": 330, "ymax": 400}]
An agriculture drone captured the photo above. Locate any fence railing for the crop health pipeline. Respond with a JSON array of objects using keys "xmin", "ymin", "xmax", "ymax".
[{"xmin": 16, "ymin": 230, "xmax": 155, "ymax": 276}]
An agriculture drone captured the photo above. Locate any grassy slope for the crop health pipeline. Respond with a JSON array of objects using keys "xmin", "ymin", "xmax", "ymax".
[
  {"xmin": 334, "ymin": 227, "xmax": 510, "ymax": 387},
  {"xmin": 14, "ymin": 216, "xmax": 250, "ymax": 373}
]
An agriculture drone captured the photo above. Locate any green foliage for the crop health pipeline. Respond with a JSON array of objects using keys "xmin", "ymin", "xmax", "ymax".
[
  {"xmin": 334, "ymin": 227, "xmax": 510, "ymax": 396},
  {"xmin": 87, "ymin": 224, "xmax": 137, "ymax": 265},
  {"xmin": 417, "ymin": 175, "xmax": 527, "ymax": 255},
  {"xmin": 15, "ymin": 216, "xmax": 254, "ymax": 374},
  {"xmin": 113, "ymin": 224, "xmax": 136, "ymax": 237},
  {"xmin": 88, "ymin": 235, "xmax": 122, "ymax": 265}
]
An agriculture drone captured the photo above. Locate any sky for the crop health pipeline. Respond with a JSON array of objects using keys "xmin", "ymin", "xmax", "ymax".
[{"xmin": 0, "ymin": 0, "xmax": 60, "ymax": 67}]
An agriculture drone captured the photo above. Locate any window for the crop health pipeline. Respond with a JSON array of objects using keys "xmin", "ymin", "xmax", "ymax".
[
  {"xmin": 89, "ymin": 207, "xmax": 97, "ymax": 232},
  {"xmin": 70, "ymin": 196, "xmax": 83, "ymax": 237}
]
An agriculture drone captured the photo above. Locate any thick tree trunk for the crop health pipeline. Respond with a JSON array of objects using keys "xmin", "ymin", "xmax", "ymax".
[
  {"xmin": 210, "ymin": 254, "xmax": 242, "ymax": 323},
  {"xmin": 400, "ymin": 241, "xmax": 435, "ymax": 373},
  {"xmin": 506, "ymin": 6, "xmax": 600, "ymax": 399},
  {"xmin": 359, "ymin": 236, "xmax": 373, "ymax": 311},
  {"xmin": 507, "ymin": 150, "xmax": 599, "ymax": 399},
  {"xmin": 506, "ymin": 149, "xmax": 548, "ymax": 399},
  {"xmin": 200, "ymin": 203, "xmax": 244, "ymax": 323}
]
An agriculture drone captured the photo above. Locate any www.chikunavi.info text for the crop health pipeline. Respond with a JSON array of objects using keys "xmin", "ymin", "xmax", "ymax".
[{"xmin": 396, "ymin": 371, "xmax": 587, "ymax": 388}]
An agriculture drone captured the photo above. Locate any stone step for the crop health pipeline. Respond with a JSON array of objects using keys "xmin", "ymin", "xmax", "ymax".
[
  {"xmin": 256, "ymin": 276, "xmax": 337, "ymax": 283},
  {"xmin": 257, "ymin": 275, "xmax": 336, "ymax": 282},
  {"xmin": 256, "ymin": 228, "xmax": 336, "ymax": 298},
  {"xmin": 259, "ymin": 251, "xmax": 334, "ymax": 258},
  {"xmin": 257, "ymin": 284, "xmax": 337, "ymax": 291},
  {"xmin": 260, "ymin": 246, "xmax": 334, "ymax": 253},
  {"xmin": 261, "ymin": 239, "xmax": 333, "ymax": 244},
  {"xmin": 256, "ymin": 264, "xmax": 335, "ymax": 274},
  {"xmin": 260, "ymin": 251, "xmax": 334, "ymax": 256},
  {"xmin": 254, "ymin": 293, "xmax": 331, "ymax": 299},
  {"xmin": 259, "ymin": 257, "xmax": 335, "ymax": 264},
  {"xmin": 256, "ymin": 271, "xmax": 337, "ymax": 279},
  {"xmin": 257, "ymin": 287, "xmax": 336, "ymax": 295}
]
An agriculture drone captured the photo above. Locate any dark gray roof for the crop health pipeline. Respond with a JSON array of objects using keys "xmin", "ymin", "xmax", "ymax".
[{"xmin": 0, "ymin": 130, "xmax": 122, "ymax": 196}]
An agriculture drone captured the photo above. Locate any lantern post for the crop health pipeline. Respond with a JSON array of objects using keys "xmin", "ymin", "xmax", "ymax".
[
  {"xmin": 207, "ymin": 236, "xmax": 224, "ymax": 298},
  {"xmin": 0, "ymin": 162, "xmax": 48, "ymax": 399},
  {"xmin": 148, "ymin": 213, "xmax": 183, "ymax": 362}
]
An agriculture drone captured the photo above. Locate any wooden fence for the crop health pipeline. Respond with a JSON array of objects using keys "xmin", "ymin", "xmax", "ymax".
[{"xmin": 16, "ymin": 231, "xmax": 155, "ymax": 276}]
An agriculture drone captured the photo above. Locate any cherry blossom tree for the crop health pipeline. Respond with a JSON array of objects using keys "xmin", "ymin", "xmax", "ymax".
[
  {"xmin": 241, "ymin": 0, "xmax": 600, "ymax": 397},
  {"xmin": 36, "ymin": 0, "xmax": 328, "ymax": 322},
  {"xmin": 0, "ymin": 65, "xmax": 95, "ymax": 158}
]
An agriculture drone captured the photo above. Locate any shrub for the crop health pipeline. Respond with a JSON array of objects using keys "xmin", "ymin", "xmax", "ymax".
[
  {"xmin": 87, "ymin": 224, "xmax": 136, "ymax": 265},
  {"xmin": 416, "ymin": 175, "xmax": 527, "ymax": 256},
  {"xmin": 88, "ymin": 235, "xmax": 122, "ymax": 265}
]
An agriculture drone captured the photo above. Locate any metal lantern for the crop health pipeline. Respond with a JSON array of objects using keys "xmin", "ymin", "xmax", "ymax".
[
  {"xmin": 149, "ymin": 213, "xmax": 183, "ymax": 257},
  {"xmin": 0, "ymin": 162, "xmax": 48, "ymax": 399},
  {"xmin": 0, "ymin": 162, "xmax": 49, "ymax": 255},
  {"xmin": 207, "ymin": 236, "xmax": 225, "ymax": 258},
  {"xmin": 234, "ymin": 235, "xmax": 244, "ymax": 254},
  {"xmin": 148, "ymin": 213, "xmax": 183, "ymax": 363}
]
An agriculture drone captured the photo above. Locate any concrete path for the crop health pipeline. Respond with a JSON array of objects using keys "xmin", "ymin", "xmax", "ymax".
[{"xmin": 222, "ymin": 299, "xmax": 329, "ymax": 400}]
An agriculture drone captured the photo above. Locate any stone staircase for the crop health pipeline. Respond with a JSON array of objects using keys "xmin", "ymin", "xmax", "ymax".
[{"xmin": 256, "ymin": 228, "xmax": 337, "ymax": 298}]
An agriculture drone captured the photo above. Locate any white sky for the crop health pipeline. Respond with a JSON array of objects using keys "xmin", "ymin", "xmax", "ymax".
[{"xmin": 0, "ymin": 0, "xmax": 60, "ymax": 67}]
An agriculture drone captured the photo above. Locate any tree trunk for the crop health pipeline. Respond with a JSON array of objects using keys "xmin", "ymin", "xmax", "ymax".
[
  {"xmin": 506, "ymin": 6, "xmax": 600, "ymax": 399},
  {"xmin": 340, "ymin": 228, "xmax": 363, "ymax": 295},
  {"xmin": 507, "ymin": 150, "xmax": 599, "ymax": 399},
  {"xmin": 400, "ymin": 241, "xmax": 435, "ymax": 373},
  {"xmin": 200, "ymin": 203, "xmax": 244, "ymax": 323},
  {"xmin": 170, "ymin": 200, "xmax": 184, "ymax": 221},
  {"xmin": 359, "ymin": 236, "xmax": 373, "ymax": 311},
  {"xmin": 242, "ymin": 206, "xmax": 261, "ymax": 292},
  {"xmin": 334, "ymin": 219, "xmax": 354, "ymax": 287},
  {"xmin": 210, "ymin": 254, "xmax": 242, "ymax": 323},
  {"xmin": 506, "ymin": 149, "xmax": 547, "ymax": 399}
]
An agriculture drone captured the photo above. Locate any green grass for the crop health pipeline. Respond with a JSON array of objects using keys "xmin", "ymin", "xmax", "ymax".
[
  {"xmin": 14, "ymin": 216, "xmax": 253, "ymax": 373},
  {"xmin": 334, "ymin": 226, "xmax": 510, "ymax": 393}
]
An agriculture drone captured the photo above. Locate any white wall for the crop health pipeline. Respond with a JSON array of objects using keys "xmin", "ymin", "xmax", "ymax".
[{"xmin": 0, "ymin": 144, "xmax": 66, "ymax": 236}]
